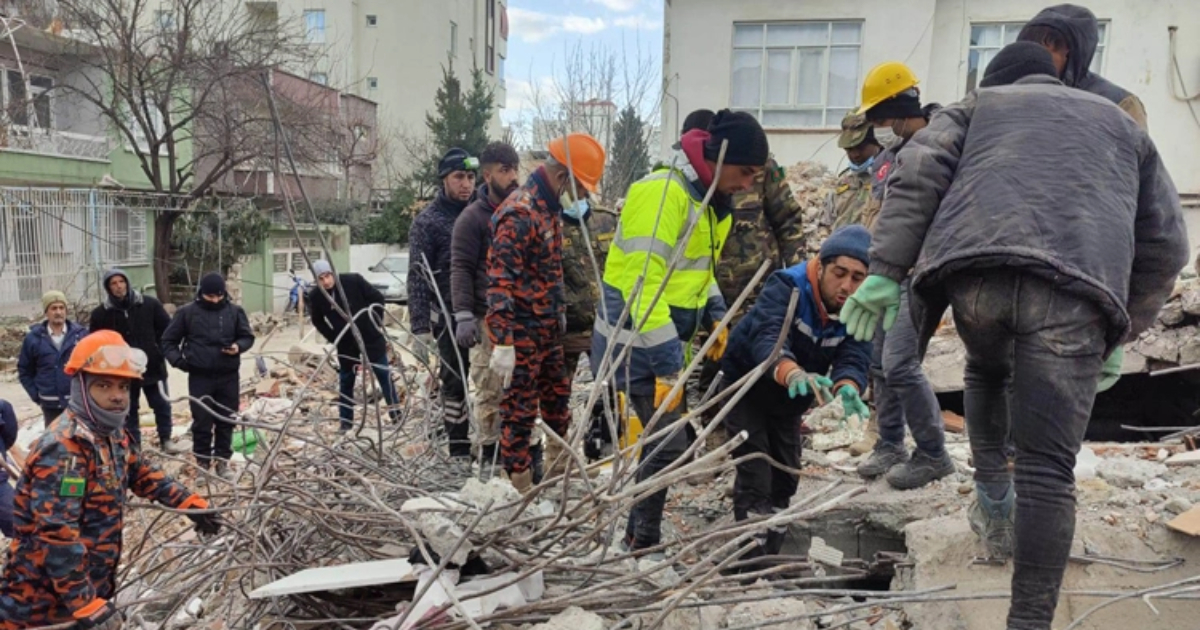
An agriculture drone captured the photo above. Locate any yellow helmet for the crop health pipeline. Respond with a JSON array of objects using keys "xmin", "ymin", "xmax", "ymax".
[{"xmin": 857, "ymin": 61, "xmax": 919, "ymax": 116}]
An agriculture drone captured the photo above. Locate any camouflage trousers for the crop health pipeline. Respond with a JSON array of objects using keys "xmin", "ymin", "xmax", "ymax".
[
  {"xmin": 469, "ymin": 333, "xmax": 504, "ymax": 449},
  {"xmin": 500, "ymin": 326, "xmax": 571, "ymax": 474}
]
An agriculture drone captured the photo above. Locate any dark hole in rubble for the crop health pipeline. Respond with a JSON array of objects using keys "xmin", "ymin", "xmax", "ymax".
[
  {"xmin": 936, "ymin": 372, "xmax": 1200, "ymax": 443},
  {"xmin": 781, "ymin": 510, "xmax": 908, "ymax": 592}
]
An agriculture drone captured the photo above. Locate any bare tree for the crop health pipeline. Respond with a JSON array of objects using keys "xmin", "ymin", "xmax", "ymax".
[{"xmin": 49, "ymin": 0, "xmax": 316, "ymax": 299}]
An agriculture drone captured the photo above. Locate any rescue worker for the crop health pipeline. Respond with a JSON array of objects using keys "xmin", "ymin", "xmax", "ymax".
[
  {"xmin": 592, "ymin": 109, "xmax": 768, "ymax": 551},
  {"xmin": 852, "ymin": 62, "xmax": 953, "ymax": 490},
  {"xmin": 0, "ymin": 398, "xmax": 16, "ymax": 538},
  {"xmin": 0, "ymin": 330, "xmax": 223, "ymax": 629},
  {"xmin": 161, "ymin": 273, "xmax": 255, "ymax": 479},
  {"xmin": 452, "ymin": 141, "xmax": 521, "ymax": 471},
  {"xmin": 89, "ymin": 268, "xmax": 177, "ymax": 452},
  {"xmin": 828, "ymin": 113, "xmax": 881, "ymax": 229},
  {"xmin": 560, "ymin": 198, "xmax": 618, "ymax": 462},
  {"xmin": 308, "ymin": 259, "xmax": 400, "ymax": 432},
  {"xmin": 842, "ymin": 43, "xmax": 1187, "ymax": 630},
  {"xmin": 18, "ymin": 291, "xmax": 86, "ymax": 427},
  {"xmin": 721, "ymin": 227, "xmax": 872, "ymax": 570},
  {"xmin": 486, "ymin": 134, "xmax": 606, "ymax": 492},
  {"xmin": 410, "ymin": 147, "xmax": 478, "ymax": 459},
  {"xmin": 1018, "ymin": 4, "xmax": 1147, "ymax": 129}
]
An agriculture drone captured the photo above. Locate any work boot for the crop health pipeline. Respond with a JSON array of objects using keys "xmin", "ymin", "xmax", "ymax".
[
  {"xmin": 159, "ymin": 437, "xmax": 183, "ymax": 455},
  {"xmin": 968, "ymin": 482, "xmax": 1016, "ymax": 559},
  {"xmin": 848, "ymin": 416, "xmax": 879, "ymax": 456},
  {"xmin": 856, "ymin": 441, "xmax": 909, "ymax": 478},
  {"xmin": 544, "ymin": 438, "xmax": 569, "ymax": 478},
  {"xmin": 506, "ymin": 468, "xmax": 534, "ymax": 495},
  {"xmin": 530, "ymin": 442, "xmax": 545, "ymax": 484},
  {"xmin": 214, "ymin": 459, "xmax": 235, "ymax": 482},
  {"xmin": 885, "ymin": 449, "xmax": 956, "ymax": 490}
]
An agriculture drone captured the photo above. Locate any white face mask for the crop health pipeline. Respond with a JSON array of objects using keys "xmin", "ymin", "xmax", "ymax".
[{"xmin": 874, "ymin": 127, "xmax": 898, "ymax": 147}]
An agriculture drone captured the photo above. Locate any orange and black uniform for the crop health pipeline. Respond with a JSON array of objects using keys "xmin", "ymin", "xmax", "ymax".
[
  {"xmin": 485, "ymin": 166, "xmax": 571, "ymax": 474},
  {"xmin": 0, "ymin": 412, "xmax": 206, "ymax": 627}
]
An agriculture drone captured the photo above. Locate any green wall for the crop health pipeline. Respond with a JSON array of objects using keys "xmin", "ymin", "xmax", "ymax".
[{"xmin": 239, "ymin": 224, "xmax": 350, "ymax": 314}]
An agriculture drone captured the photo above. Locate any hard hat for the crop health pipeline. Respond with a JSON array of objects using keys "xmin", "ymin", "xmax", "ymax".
[
  {"xmin": 857, "ymin": 62, "xmax": 920, "ymax": 116},
  {"xmin": 547, "ymin": 133, "xmax": 606, "ymax": 193},
  {"xmin": 65, "ymin": 330, "xmax": 147, "ymax": 380}
]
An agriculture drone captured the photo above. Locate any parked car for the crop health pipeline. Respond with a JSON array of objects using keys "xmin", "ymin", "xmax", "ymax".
[{"xmin": 363, "ymin": 251, "xmax": 409, "ymax": 303}]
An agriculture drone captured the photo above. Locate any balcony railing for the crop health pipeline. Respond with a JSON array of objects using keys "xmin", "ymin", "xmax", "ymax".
[{"xmin": 0, "ymin": 126, "xmax": 111, "ymax": 161}]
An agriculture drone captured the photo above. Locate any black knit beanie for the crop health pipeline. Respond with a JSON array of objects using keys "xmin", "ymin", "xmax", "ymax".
[
  {"xmin": 980, "ymin": 41, "xmax": 1060, "ymax": 88},
  {"xmin": 702, "ymin": 110, "xmax": 769, "ymax": 166},
  {"xmin": 438, "ymin": 147, "xmax": 475, "ymax": 179},
  {"xmin": 198, "ymin": 273, "xmax": 226, "ymax": 297},
  {"xmin": 681, "ymin": 109, "xmax": 715, "ymax": 134},
  {"xmin": 864, "ymin": 91, "xmax": 923, "ymax": 122}
]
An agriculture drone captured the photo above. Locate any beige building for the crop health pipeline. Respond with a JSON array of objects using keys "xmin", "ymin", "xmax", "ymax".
[
  {"xmin": 662, "ymin": 0, "xmax": 1200, "ymax": 245},
  {"xmin": 243, "ymin": 0, "xmax": 508, "ymax": 185}
]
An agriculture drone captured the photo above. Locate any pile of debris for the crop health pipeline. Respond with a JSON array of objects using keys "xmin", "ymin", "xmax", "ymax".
[
  {"xmin": 784, "ymin": 161, "xmax": 840, "ymax": 260},
  {"xmin": 1130, "ymin": 275, "xmax": 1200, "ymax": 368}
]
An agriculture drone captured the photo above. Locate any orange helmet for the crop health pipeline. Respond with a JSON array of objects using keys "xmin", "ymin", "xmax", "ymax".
[
  {"xmin": 547, "ymin": 133, "xmax": 606, "ymax": 193},
  {"xmin": 65, "ymin": 330, "xmax": 147, "ymax": 380}
]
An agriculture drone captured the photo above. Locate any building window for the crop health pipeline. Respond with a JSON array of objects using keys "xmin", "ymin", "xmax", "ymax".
[
  {"xmin": 155, "ymin": 10, "xmax": 176, "ymax": 32},
  {"xmin": 730, "ymin": 21, "xmax": 862, "ymax": 129},
  {"xmin": 486, "ymin": 0, "xmax": 496, "ymax": 74},
  {"xmin": 303, "ymin": 9, "xmax": 326, "ymax": 44},
  {"xmin": 6, "ymin": 71, "xmax": 53, "ymax": 129},
  {"xmin": 309, "ymin": 72, "xmax": 328, "ymax": 85},
  {"xmin": 367, "ymin": 77, "xmax": 378, "ymax": 91},
  {"xmin": 498, "ymin": 54, "xmax": 506, "ymax": 89},
  {"xmin": 966, "ymin": 21, "xmax": 1108, "ymax": 92},
  {"xmin": 366, "ymin": 14, "xmax": 377, "ymax": 28},
  {"xmin": 450, "ymin": 21, "xmax": 458, "ymax": 58}
]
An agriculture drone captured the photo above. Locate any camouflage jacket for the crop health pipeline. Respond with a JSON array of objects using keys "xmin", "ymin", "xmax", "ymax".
[
  {"xmin": 715, "ymin": 158, "xmax": 806, "ymax": 317},
  {"xmin": 0, "ymin": 413, "xmax": 201, "ymax": 627},
  {"xmin": 561, "ymin": 207, "xmax": 618, "ymax": 335},
  {"xmin": 486, "ymin": 167, "xmax": 566, "ymax": 346},
  {"xmin": 828, "ymin": 168, "xmax": 875, "ymax": 230}
]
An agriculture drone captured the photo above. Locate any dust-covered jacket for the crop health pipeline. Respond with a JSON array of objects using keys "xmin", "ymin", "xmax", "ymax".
[{"xmin": 869, "ymin": 75, "xmax": 1188, "ymax": 353}]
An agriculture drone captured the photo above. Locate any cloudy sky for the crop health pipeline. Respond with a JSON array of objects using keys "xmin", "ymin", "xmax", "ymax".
[{"xmin": 503, "ymin": 0, "xmax": 664, "ymax": 125}]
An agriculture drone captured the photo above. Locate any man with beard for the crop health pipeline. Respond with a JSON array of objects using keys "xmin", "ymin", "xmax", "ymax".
[
  {"xmin": 451, "ymin": 141, "xmax": 521, "ymax": 471},
  {"xmin": 719, "ymin": 226, "xmax": 872, "ymax": 570},
  {"xmin": 18, "ymin": 291, "xmax": 86, "ymax": 427},
  {"xmin": 89, "ymin": 268, "xmax": 177, "ymax": 451},
  {"xmin": 410, "ymin": 147, "xmax": 478, "ymax": 460}
]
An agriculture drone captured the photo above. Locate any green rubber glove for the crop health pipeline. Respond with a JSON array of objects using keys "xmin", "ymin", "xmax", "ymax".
[
  {"xmin": 1096, "ymin": 346, "xmax": 1124, "ymax": 393},
  {"xmin": 785, "ymin": 369, "xmax": 833, "ymax": 399},
  {"xmin": 841, "ymin": 275, "xmax": 902, "ymax": 343},
  {"xmin": 837, "ymin": 384, "xmax": 870, "ymax": 421}
]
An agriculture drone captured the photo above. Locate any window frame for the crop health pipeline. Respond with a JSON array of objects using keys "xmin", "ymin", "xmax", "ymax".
[
  {"xmin": 367, "ymin": 77, "xmax": 379, "ymax": 91},
  {"xmin": 155, "ymin": 9, "xmax": 176, "ymax": 32},
  {"xmin": 964, "ymin": 20, "xmax": 1109, "ymax": 93},
  {"xmin": 486, "ymin": 0, "xmax": 496, "ymax": 74},
  {"xmin": 4, "ymin": 70, "xmax": 54, "ymax": 131},
  {"xmin": 309, "ymin": 72, "xmax": 328, "ymax": 86},
  {"xmin": 303, "ymin": 9, "xmax": 326, "ymax": 44},
  {"xmin": 450, "ymin": 21, "xmax": 458, "ymax": 58},
  {"xmin": 366, "ymin": 14, "xmax": 378, "ymax": 28},
  {"xmin": 728, "ymin": 20, "xmax": 863, "ymax": 130}
]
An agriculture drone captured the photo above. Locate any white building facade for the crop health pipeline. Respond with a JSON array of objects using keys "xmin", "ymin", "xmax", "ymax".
[{"xmin": 662, "ymin": 0, "xmax": 1200, "ymax": 244}]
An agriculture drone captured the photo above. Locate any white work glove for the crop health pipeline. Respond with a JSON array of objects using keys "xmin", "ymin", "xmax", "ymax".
[
  {"xmin": 490, "ymin": 345, "xmax": 516, "ymax": 389},
  {"xmin": 414, "ymin": 332, "xmax": 435, "ymax": 365}
]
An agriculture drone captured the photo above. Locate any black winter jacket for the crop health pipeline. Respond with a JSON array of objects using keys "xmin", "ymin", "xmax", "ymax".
[
  {"xmin": 160, "ymin": 296, "xmax": 254, "ymax": 376},
  {"xmin": 90, "ymin": 291, "xmax": 171, "ymax": 382},
  {"xmin": 309, "ymin": 273, "xmax": 388, "ymax": 370},
  {"xmin": 451, "ymin": 184, "xmax": 499, "ymax": 319},
  {"xmin": 408, "ymin": 189, "xmax": 470, "ymax": 334}
]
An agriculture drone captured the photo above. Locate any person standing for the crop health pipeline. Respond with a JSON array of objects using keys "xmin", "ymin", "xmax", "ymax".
[
  {"xmin": 591, "ymin": 110, "xmax": 768, "ymax": 551},
  {"xmin": 89, "ymin": 269, "xmax": 178, "ymax": 452},
  {"xmin": 0, "ymin": 330, "xmax": 222, "ymax": 630},
  {"xmin": 842, "ymin": 43, "xmax": 1187, "ymax": 630},
  {"xmin": 451, "ymin": 141, "xmax": 521, "ymax": 469},
  {"xmin": 160, "ymin": 273, "xmax": 254, "ymax": 478},
  {"xmin": 851, "ymin": 61, "xmax": 953, "ymax": 490},
  {"xmin": 486, "ymin": 133, "xmax": 606, "ymax": 492},
  {"xmin": 308, "ymin": 260, "xmax": 400, "ymax": 432},
  {"xmin": 721, "ymin": 227, "xmax": 872, "ymax": 570},
  {"xmin": 410, "ymin": 147, "xmax": 478, "ymax": 459},
  {"xmin": 18, "ymin": 291, "xmax": 86, "ymax": 427},
  {"xmin": 0, "ymin": 399, "xmax": 16, "ymax": 538},
  {"xmin": 1018, "ymin": 4, "xmax": 1147, "ymax": 129},
  {"xmin": 828, "ymin": 113, "xmax": 882, "ymax": 230}
]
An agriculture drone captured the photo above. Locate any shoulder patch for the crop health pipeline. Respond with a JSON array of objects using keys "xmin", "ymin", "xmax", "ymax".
[{"xmin": 768, "ymin": 165, "xmax": 786, "ymax": 184}]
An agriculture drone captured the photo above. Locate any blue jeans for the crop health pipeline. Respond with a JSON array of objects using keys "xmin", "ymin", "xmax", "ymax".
[
  {"xmin": 870, "ymin": 280, "xmax": 945, "ymax": 456},
  {"xmin": 947, "ymin": 270, "xmax": 1106, "ymax": 630},
  {"xmin": 338, "ymin": 349, "xmax": 400, "ymax": 430}
]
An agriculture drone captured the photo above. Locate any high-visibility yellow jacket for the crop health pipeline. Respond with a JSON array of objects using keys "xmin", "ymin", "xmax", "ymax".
[{"xmin": 590, "ymin": 158, "xmax": 731, "ymax": 396}]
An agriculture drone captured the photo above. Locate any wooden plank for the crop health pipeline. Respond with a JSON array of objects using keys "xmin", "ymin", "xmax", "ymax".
[
  {"xmin": 1166, "ymin": 506, "xmax": 1200, "ymax": 537},
  {"xmin": 1165, "ymin": 450, "xmax": 1200, "ymax": 467}
]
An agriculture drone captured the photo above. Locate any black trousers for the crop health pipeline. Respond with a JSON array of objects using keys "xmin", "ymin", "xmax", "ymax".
[
  {"xmin": 725, "ymin": 386, "xmax": 804, "ymax": 522},
  {"xmin": 189, "ymin": 372, "xmax": 240, "ymax": 463},
  {"xmin": 41, "ymin": 406, "xmax": 65, "ymax": 428},
  {"xmin": 437, "ymin": 327, "xmax": 471, "ymax": 458},
  {"xmin": 126, "ymin": 379, "xmax": 174, "ymax": 444}
]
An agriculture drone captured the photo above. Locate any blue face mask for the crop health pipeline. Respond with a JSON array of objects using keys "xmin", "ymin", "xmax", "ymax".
[
  {"xmin": 847, "ymin": 154, "xmax": 876, "ymax": 174},
  {"xmin": 561, "ymin": 192, "xmax": 589, "ymax": 221}
]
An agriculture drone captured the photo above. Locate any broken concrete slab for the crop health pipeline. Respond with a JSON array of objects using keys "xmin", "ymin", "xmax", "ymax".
[
  {"xmin": 724, "ymin": 595, "xmax": 812, "ymax": 629},
  {"xmin": 416, "ymin": 513, "xmax": 474, "ymax": 566},
  {"xmin": 248, "ymin": 558, "xmax": 415, "ymax": 598},
  {"xmin": 1165, "ymin": 450, "xmax": 1200, "ymax": 467},
  {"xmin": 1096, "ymin": 456, "xmax": 1169, "ymax": 489},
  {"xmin": 530, "ymin": 606, "xmax": 605, "ymax": 630},
  {"xmin": 647, "ymin": 599, "xmax": 727, "ymax": 630}
]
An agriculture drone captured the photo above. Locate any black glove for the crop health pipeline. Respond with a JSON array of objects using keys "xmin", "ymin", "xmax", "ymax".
[
  {"xmin": 73, "ymin": 599, "xmax": 122, "ymax": 630},
  {"xmin": 187, "ymin": 511, "xmax": 224, "ymax": 536}
]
